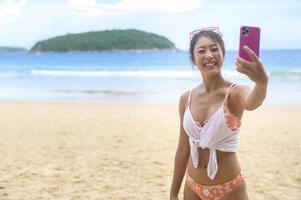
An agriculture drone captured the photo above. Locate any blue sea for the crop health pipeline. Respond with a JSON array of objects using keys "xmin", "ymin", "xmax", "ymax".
[{"xmin": 0, "ymin": 50, "xmax": 300, "ymax": 105}]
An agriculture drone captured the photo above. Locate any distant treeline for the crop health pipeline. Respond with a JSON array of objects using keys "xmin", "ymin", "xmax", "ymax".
[
  {"xmin": 30, "ymin": 29, "xmax": 176, "ymax": 52},
  {"xmin": 0, "ymin": 47, "xmax": 27, "ymax": 52}
]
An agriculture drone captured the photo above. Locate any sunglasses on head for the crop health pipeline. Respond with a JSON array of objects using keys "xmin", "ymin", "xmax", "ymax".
[{"xmin": 189, "ymin": 27, "xmax": 222, "ymax": 40}]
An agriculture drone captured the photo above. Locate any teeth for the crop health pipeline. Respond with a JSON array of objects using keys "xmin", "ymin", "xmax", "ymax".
[{"xmin": 205, "ymin": 63, "xmax": 216, "ymax": 68}]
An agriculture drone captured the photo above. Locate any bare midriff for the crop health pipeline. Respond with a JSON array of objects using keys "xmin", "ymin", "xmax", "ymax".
[{"xmin": 187, "ymin": 148, "xmax": 241, "ymax": 185}]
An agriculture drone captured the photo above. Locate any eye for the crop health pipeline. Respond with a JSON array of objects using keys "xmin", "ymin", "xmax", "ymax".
[
  {"xmin": 198, "ymin": 49, "xmax": 205, "ymax": 54},
  {"xmin": 211, "ymin": 47, "xmax": 219, "ymax": 52}
]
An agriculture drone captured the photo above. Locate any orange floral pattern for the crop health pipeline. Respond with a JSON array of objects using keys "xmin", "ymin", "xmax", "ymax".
[
  {"xmin": 186, "ymin": 172, "xmax": 244, "ymax": 200},
  {"xmin": 224, "ymin": 103, "xmax": 241, "ymax": 131}
]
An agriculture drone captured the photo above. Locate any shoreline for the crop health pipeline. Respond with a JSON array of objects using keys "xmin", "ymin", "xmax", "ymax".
[
  {"xmin": 1, "ymin": 99, "xmax": 301, "ymax": 108},
  {"xmin": 28, "ymin": 48, "xmax": 180, "ymax": 54}
]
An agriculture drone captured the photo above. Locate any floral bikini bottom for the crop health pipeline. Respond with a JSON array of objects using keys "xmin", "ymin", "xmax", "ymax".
[{"xmin": 186, "ymin": 172, "xmax": 244, "ymax": 200}]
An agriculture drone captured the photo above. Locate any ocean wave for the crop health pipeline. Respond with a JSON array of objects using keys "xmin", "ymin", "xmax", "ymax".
[
  {"xmin": 54, "ymin": 89, "xmax": 139, "ymax": 95},
  {"xmin": 270, "ymin": 69, "xmax": 301, "ymax": 80},
  {"xmin": 222, "ymin": 70, "xmax": 245, "ymax": 79},
  {"xmin": 0, "ymin": 71, "xmax": 19, "ymax": 78},
  {"xmin": 30, "ymin": 69, "xmax": 197, "ymax": 78},
  {"xmin": 224, "ymin": 69, "xmax": 301, "ymax": 80},
  {"xmin": 30, "ymin": 69, "xmax": 253, "ymax": 79},
  {"xmin": 29, "ymin": 69, "xmax": 301, "ymax": 80}
]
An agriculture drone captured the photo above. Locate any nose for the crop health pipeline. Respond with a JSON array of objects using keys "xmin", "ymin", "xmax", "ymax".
[{"xmin": 205, "ymin": 50, "xmax": 213, "ymax": 60}]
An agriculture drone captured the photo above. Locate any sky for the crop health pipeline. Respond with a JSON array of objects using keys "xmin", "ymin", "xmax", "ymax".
[{"xmin": 0, "ymin": 0, "xmax": 300, "ymax": 50}]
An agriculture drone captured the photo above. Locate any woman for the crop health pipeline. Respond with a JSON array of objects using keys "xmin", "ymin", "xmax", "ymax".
[{"xmin": 169, "ymin": 27, "xmax": 268, "ymax": 200}]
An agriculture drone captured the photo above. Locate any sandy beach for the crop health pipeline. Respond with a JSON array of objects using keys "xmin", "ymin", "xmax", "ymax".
[{"xmin": 0, "ymin": 101, "xmax": 300, "ymax": 199}]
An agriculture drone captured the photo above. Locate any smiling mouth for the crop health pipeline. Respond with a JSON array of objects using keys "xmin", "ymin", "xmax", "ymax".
[{"xmin": 204, "ymin": 62, "xmax": 217, "ymax": 69}]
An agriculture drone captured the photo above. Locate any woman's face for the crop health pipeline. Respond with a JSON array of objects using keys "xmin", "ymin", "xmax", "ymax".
[{"xmin": 192, "ymin": 36, "xmax": 224, "ymax": 76}]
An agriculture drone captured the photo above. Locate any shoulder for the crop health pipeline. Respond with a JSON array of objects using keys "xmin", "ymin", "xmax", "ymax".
[
  {"xmin": 231, "ymin": 84, "xmax": 251, "ymax": 98},
  {"xmin": 225, "ymin": 83, "xmax": 250, "ymax": 116},
  {"xmin": 228, "ymin": 83, "xmax": 251, "ymax": 108},
  {"xmin": 179, "ymin": 90, "xmax": 190, "ymax": 114}
]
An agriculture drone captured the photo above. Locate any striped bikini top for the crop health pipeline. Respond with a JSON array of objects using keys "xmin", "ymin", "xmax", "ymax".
[{"xmin": 183, "ymin": 83, "xmax": 241, "ymax": 180}]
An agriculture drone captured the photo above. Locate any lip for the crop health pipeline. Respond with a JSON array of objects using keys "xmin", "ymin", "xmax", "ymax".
[{"xmin": 203, "ymin": 62, "xmax": 217, "ymax": 69}]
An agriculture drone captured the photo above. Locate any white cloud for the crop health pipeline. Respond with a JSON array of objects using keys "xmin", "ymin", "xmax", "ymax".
[
  {"xmin": 1, "ymin": 0, "xmax": 300, "ymax": 49},
  {"xmin": 0, "ymin": 0, "xmax": 27, "ymax": 29},
  {"xmin": 113, "ymin": 0, "xmax": 202, "ymax": 12},
  {"xmin": 68, "ymin": 0, "xmax": 202, "ymax": 16},
  {"xmin": 202, "ymin": 0, "xmax": 301, "ymax": 11},
  {"xmin": 291, "ymin": 21, "xmax": 301, "ymax": 26},
  {"xmin": 68, "ymin": 0, "xmax": 122, "ymax": 16}
]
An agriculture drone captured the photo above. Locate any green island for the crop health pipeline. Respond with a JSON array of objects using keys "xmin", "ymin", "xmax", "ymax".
[
  {"xmin": 0, "ymin": 47, "xmax": 28, "ymax": 52},
  {"xmin": 30, "ymin": 29, "xmax": 176, "ymax": 52}
]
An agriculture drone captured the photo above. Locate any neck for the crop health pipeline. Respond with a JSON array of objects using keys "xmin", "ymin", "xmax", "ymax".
[{"xmin": 201, "ymin": 73, "xmax": 227, "ymax": 93}]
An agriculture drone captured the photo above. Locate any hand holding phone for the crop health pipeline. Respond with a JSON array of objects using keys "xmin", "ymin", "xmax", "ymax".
[
  {"xmin": 239, "ymin": 26, "xmax": 260, "ymax": 62},
  {"xmin": 236, "ymin": 26, "xmax": 268, "ymax": 85}
]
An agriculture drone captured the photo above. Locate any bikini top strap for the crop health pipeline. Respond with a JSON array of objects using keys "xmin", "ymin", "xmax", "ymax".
[
  {"xmin": 187, "ymin": 90, "xmax": 192, "ymax": 107},
  {"xmin": 224, "ymin": 83, "xmax": 237, "ymax": 103}
]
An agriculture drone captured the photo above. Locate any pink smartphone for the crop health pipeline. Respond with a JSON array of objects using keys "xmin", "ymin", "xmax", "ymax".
[{"xmin": 239, "ymin": 26, "xmax": 260, "ymax": 62}]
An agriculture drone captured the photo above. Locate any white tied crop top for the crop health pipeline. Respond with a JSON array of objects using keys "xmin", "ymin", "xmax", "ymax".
[{"xmin": 183, "ymin": 83, "xmax": 240, "ymax": 180}]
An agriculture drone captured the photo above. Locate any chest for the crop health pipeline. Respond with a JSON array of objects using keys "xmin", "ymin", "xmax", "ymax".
[{"xmin": 189, "ymin": 92, "xmax": 225, "ymax": 125}]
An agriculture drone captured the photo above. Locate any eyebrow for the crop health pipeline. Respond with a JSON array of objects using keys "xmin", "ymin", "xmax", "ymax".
[{"xmin": 197, "ymin": 44, "xmax": 218, "ymax": 49}]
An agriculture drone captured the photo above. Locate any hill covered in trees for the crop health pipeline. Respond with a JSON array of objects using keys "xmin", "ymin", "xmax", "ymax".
[
  {"xmin": 31, "ymin": 29, "xmax": 176, "ymax": 52},
  {"xmin": 0, "ymin": 47, "xmax": 27, "ymax": 52}
]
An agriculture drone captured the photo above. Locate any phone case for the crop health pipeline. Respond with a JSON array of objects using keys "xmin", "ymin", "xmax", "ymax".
[{"xmin": 239, "ymin": 26, "xmax": 260, "ymax": 61}]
